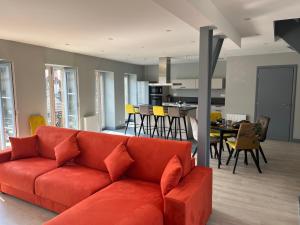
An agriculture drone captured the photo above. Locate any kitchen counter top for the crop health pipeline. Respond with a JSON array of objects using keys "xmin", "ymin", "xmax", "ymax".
[{"xmin": 135, "ymin": 104, "xmax": 197, "ymax": 112}]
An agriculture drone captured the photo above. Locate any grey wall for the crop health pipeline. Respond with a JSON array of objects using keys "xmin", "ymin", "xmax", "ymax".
[
  {"xmin": 225, "ymin": 52, "xmax": 300, "ymax": 140},
  {"xmin": 144, "ymin": 61, "xmax": 226, "ymax": 97},
  {"xmin": 0, "ymin": 39, "xmax": 143, "ymax": 136}
]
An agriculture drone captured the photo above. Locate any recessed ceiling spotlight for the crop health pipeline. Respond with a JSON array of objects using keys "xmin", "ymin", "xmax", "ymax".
[
  {"xmin": 166, "ymin": 29, "xmax": 172, "ymax": 32},
  {"xmin": 65, "ymin": 43, "xmax": 70, "ymax": 46},
  {"xmin": 244, "ymin": 17, "xmax": 251, "ymax": 21},
  {"xmin": 101, "ymin": 50, "xmax": 105, "ymax": 53},
  {"xmin": 108, "ymin": 37, "xmax": 114, "ymax": 41}
]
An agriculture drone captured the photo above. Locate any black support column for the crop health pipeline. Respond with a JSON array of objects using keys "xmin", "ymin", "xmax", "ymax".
[{"xmin": 197, "ymin": 27, "xmax": 224, "ymax": 167}]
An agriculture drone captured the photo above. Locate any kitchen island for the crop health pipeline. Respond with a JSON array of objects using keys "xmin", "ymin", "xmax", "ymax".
[{"xmin": 134, "ymin": 104, "xmax": 196, "ymax": 140}]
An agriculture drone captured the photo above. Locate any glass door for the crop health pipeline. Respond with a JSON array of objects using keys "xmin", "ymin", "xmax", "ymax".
[
  {"xmin": 64, "ymin": 68, "xmax": 79, "ymax": 129},
  {"xmin": 0, "ymin": 62, "xmax": 16, "ymax": 149},
  {"xmin": 45, "ymin": 65, "xmax": 79, "ymax": 129}
]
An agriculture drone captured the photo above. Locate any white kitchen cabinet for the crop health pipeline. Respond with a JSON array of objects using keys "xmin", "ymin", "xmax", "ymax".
[
  {"xmin": 172, "ymin": 79, "xmax": 197, "ymax": 89},
  {"xmin": 211, "ymin": 78, "xmax": 223, "ymax": 89},
  {"xmin": 172, "ymin": 78, "xmax": 224, "ymax": 90}
]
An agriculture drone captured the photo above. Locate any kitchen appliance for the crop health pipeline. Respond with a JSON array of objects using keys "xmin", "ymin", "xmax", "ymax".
[
  {"xmin": 149, "ymin": 85, "xmax": 169, "ymax": 106},
  {"xmin": 149, "ymin": 86, "xmax": 163, "ymax": 95}
]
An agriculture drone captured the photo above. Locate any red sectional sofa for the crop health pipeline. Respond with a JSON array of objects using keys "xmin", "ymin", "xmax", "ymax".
[{"xmin": 0, "ymin": 126, "xmax": 212, "ymax": 225}]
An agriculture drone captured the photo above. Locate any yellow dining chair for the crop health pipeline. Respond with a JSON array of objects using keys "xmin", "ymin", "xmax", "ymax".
[
  {"xmin": 125, "ymin": 104, "xmax": 140, "ymax": 135},
  {"xmin": 225, "ymin": 123, "xmax": 261, "ymax": 174},
  {"xmin": 152, "ymin": 106, "xmax": 168, "ymax": 138},
  {"xmin": 210, "ymin": 111, "xmax": 222, "ymax": 122},
  {"xmin": 28, "ymin": 115, "xmax": 46, "ymax": 135},
  {"xmin": 210, "ymin": 111, "xmax": 235, "ymax": 152}
]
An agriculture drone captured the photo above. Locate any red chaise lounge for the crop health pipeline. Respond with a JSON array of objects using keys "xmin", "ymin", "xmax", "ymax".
[{"xmin": 0, "ymin": 126, "xmax": 212, "ymax": 225}]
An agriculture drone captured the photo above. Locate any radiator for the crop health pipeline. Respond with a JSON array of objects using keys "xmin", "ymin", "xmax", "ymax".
[
  {"xmin": 83, "ymin": 115, "xmax": 100, "ymax": 132},
  {"xmin": 226, "ymin": 113, "xmax": 247, "ymax": 122}
]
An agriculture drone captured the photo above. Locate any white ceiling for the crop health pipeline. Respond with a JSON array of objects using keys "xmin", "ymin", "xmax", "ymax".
[{"xmin": 0, "ymin": 0, "xmax": 299, "ymax": 65}]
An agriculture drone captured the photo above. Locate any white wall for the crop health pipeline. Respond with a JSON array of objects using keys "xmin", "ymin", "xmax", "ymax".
[
  {"xmin": 225, "ymin": 52, "xmax": 300, "ymax": 140},
  {"xmin": 0, "ymin": 39, "xmax": 143, "ymax": 136}
]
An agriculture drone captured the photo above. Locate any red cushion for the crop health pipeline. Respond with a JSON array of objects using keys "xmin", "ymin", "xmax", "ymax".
[
  {"xmin": 160, "ymin": 155, "xmax": 183, "ymax": 195},
  {"xmin": 43, "ymin": 179, "xmax": 163, "ymax": 225},
  {"xmin": 35, "ymin": 164, "xmax": 111, "ymax": 207},
  {"xmin": 75, "ymin": 131, "xmax": 129, "ymax": 171},
  {"xmin": 104, "ymin": 144, "xmax": 134, "ymax": 181},
  {"xmin": 126, "ymin": 137, "xmax": 192, "ymax": 183},
  {"xmin": 54, "ymin": 134, "xmax": 80, "ymax": 167},
  {"xmin": 36, "ymin": 126, "xmax": 79, "ymax": 159},
  {"xmin": 10, "ymin": 135, "xmax": 39, "ymax": 160},
  {"xmin": 0, "ymin": 157, "xmax": 57, "ymax": 193}
]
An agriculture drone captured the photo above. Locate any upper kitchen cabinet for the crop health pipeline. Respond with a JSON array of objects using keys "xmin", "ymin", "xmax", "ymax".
[
  {"xmin": 172, "ymin": 79, "xmax": 197, "ymax": 89},
  {"xmin": 211, "ymin": 78, "xmax": 224, "ymax": 89},
  {"xmin": 172, "ymin": 78, "xmax": 224, "ymax": 90}
]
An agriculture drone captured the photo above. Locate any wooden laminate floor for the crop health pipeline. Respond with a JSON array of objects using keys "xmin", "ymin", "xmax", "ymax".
[{"xmin": 0, "ymin": 140, "xmax": 299, "ymax": 225}]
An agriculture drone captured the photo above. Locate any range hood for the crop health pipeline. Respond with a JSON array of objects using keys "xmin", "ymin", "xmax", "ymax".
[{"xmin": 150, "ymin": 57, "xmax": 172, "ymax": 86}]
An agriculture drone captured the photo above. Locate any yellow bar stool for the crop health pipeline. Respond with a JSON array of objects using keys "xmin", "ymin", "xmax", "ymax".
[
  {"xmin": 151, "ymin": 106, "xmax": 168, "ymax": 138},
  {"xmin": 125, "ymin": 104, "xmax": 140, "ymax": 135}
]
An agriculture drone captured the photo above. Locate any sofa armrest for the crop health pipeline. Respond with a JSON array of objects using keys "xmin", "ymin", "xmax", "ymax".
[
  {"xmin": 0, "ymin": 148, "xmax": 12, "ymax": 163},
  {"xmin": 164, "ymin": 166, "xmax": 212, "ymax": 225}
]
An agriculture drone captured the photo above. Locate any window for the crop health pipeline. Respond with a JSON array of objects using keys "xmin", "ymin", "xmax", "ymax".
[
  {"xmin": 0, "ymin": 62, "xmax": 16, "ymax": 149},
  {"xmin": 45, "ymin": 65, "xmax": 79, "ymax": 129},
  {"xmin": 95, "ymin": 71, "xmax": 105, "ymax": 130},
  {"xmin": 124, "ymin": 74, "xmax": 137, "ymax": 120}
]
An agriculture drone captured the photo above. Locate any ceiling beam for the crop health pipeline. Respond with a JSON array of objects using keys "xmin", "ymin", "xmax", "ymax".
[{"xmin": 152, "ymin": 0, "xmax": 241, "ymax": 47}]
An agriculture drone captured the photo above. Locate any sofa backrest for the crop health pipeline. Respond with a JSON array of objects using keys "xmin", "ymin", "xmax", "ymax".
[
  {"xmin": 75, "ymin": 131, "xmax": 129, "ymax": 171},
  {"xmin": 126, "ymin": 137, "xmax": 192, "ymax": 183},
  {"xmin": 36, "ymin": 126, "xmax": 79, "ymax": 159}
]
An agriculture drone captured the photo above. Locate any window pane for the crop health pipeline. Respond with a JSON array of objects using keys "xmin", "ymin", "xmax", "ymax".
[
  {"xmin": 95, "ymin": 72, "xmax": 105, "ymax": 130},
  {"xmin": 0, "ymin": 62, "xmax": 16, "ymax": 149},
  {"xmin": 53, "ymin": 68, "xmax": 65, "ymax": 128},
  {"xmin": 65, "ymin": 69, "xmax": 78, "ymax": 129},
  {"xmin": 45, "ymin": 67, "xmax": 52, "ymax": 125}
]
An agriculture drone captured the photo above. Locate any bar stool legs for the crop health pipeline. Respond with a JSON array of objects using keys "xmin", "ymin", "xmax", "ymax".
[
  {"xmin": 125, "ymin": 113, "xmax": 132, "ymax": 135},
  {"xmin": 167, "ymin": 116, "xmax": 188, "ymax": 141},
  {"xmin": 152, "ymin": 116, "xmax": 167, "ymax": 138},
  {"xmin": 138, "ymin": 115, "xmax": 152, "ymax": 136}
]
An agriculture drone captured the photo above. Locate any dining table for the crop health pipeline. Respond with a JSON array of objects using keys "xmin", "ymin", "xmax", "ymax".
[{"xmin": 211, "ymin": 125, "xmax": 239, "ymax": 169}]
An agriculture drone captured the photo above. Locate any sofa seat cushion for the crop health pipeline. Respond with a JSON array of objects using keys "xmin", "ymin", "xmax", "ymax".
[
  {"xmin": 35, "ymin": 164, "xmax": 111, "ymax": 207},
  {"xmin": 0, "ymin": 157, "xmax": 57, "ymax": 194},
  {"xmin": 43, "ymin": 179, "xmax": 164, "ymax": 225}
]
